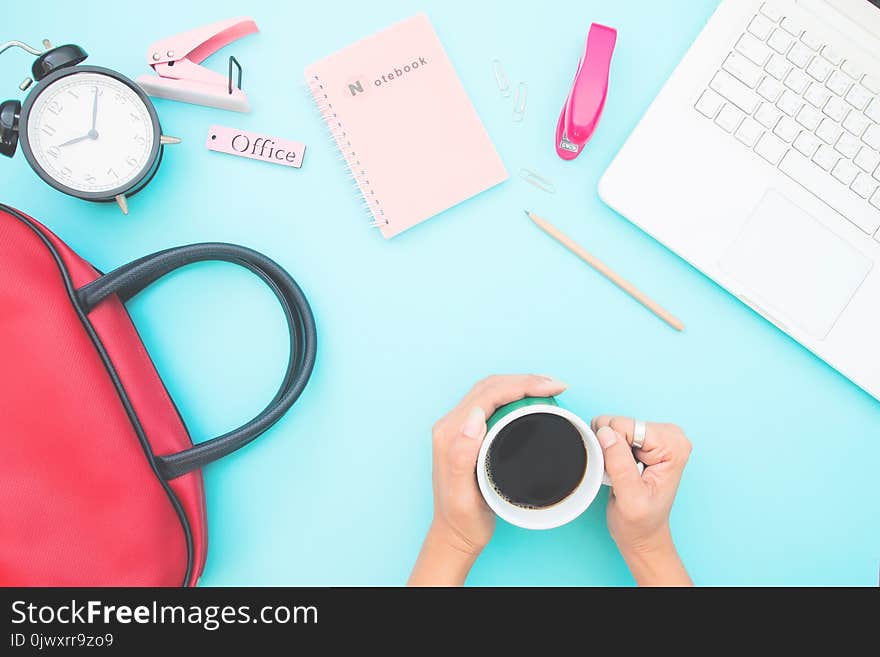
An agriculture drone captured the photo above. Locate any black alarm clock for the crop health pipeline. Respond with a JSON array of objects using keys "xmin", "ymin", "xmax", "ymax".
[{"xmin": 0, "ymin": 41, "xmax": 179, "ymax": 214}]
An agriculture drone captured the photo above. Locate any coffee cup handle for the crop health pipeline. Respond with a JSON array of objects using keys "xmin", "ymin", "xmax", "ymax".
[{"xmin": 602, "ymin": 460, "xmax": 645, "ymax": 486}]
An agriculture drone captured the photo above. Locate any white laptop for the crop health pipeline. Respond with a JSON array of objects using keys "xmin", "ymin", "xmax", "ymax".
[{"xmin": 600, "ymin": 0, "xmax": 880, "ymax": 400}]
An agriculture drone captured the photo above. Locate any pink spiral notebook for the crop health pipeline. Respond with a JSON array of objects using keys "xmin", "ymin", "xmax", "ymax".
[{"xmin": 305, "ymin": 14, "xmax": 508, "ymax": 239}]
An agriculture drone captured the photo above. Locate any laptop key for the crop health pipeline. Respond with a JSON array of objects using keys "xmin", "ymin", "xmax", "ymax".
[
  {"xmin": 871, "ymin": 189, "xmax": 880, "ymax": 213},
  {"xmin": 821, "ymin": 45, "xmax": 843, "ymax": 66},
  {"xmin": 710, "ymin": 71, "xmax": 759, "ymax": 113},
  {"xmin": 755, "ymin": 132, "xmax": 788, "ymax": 164},
  {"xmin": 736, "ymin": 34, "xmax": 772, "ymax": 66},
  {"xmin": 777, "ymin": 89, "xmax": 802, "ymax": 116},
  {"xmin": 813, "ymin": 144, "xmax": 839, "ymax": 170},
  {"xmin": 804, "ymin": 82, "xmax": 831, "ymax": 107},
  {"xmin": 835, "ymin": 132, "xmax": 862, "ymax": 159},
  {"xmin": 823, "ymin": 96, "xmax": 849, "ymax": 122},
  {"xmin": 845, "ymin": 84, "xmax": 872, "ymax": 110},
  {"xmin": 774, "ymin": 116, "xmax": 800, "ymax": 142},
  {"xmin": 758, "ymin": 76, "xmax": 784, "ymax": 101},
  {"xmin": 755, "ymin": 102, "xmax": 782, "ymax": 128},
  {"xmin": 784, "ymin": 68, "xmax": 810, "ymax": 94},
  {"xmin": 816, "ymin": 118, "xmax": 842, "ymax": 144},
  {"xmin": 826, "ymin": 70, "xmax": 853, "ymax": 97},
  {"xmin": 724, "ymin": 53, "xmax": 764, "ymax": 88},
  {"xmin": 781, "ymin": 16, "xmax": 804, "ymax": 36},
  {"xmin": 765, "ymin": 54, "xmax": 791, "ymax": 80},
  {"xmin": 780, "ymin": 150, "xmax": 880, "ymax": 233},
  {"xmin": 864, "ymin": 74, "xmax": 880, "ymax": 95},
  {"xmin": 864, "ymin": 98, "xmax": 880, "ymax": 123},
  {"xmin": 864, "ymin": 124, "xmax": 880, "ymax": 150},
  {"xmin": 787, "ymin": 42, "xmax": 813, "ymax": 68},
  {"xmin": 832, "ymin": 159, "xmax": 858, "ymax": 185},
  {"xmin": 842, "ymin": 110, "xmax": 870, "ymax": 136},
  {"xmin": 806, "ymin": 56, "xmax": 832, "ymax": 82},
  {"xmin": 796, "ymin": 104, "xmax": 822, "ymax": 131},
  {"xmin": 794, "ymin": 131, "xmax": 821, "ymax": 157},
  {"xmin": 841, "ymin": 59, "xmax": 864, "ymax": 80},
  {"xmin": 851, "ymin": 173, "xmax": 877, "ymax": 199},
  {"xmin": 716, "ymin": 104, "xmax": 745, "ymax": 133},
  {"xmin": 760, "ymin": 2, "xmax": 784, "ymax": 22},
  {"xmin": 695, "ymin": 89, "xmax": 724, "ymax": 118},
  {"xmin": 800, "ymin": 32, "xmax": 823, "ymax": 51},
  {"xmin": 854, "ymin": 146, "xmax": 880, "ymax": 173},
  {"xmin": 768, "ymin": 29, "xmax": 794, "ymax": 55},
  {"xmin": 736, "ymin": 117, "xmax": 764, "ymax": 147},
  {"xmin": 749, "ymin": 14, "xmax": 775, "ymax": 41}
]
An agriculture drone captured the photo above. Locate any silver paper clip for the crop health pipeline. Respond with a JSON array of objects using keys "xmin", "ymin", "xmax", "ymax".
[
  {"xmin": 513, "ymin": 82, "xmax": 528, "ymax": 122},
  {"xmin": 519, "ymin": 168, "xmax": 556, "ymax": 194},
  {"xmin": 492, "ymin": 58, "xmax": 510, "ymax": 97}
]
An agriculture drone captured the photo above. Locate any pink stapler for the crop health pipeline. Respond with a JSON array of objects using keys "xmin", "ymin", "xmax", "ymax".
[
  {"xmin": 556, "ymin": 23, "xmax": 617, "ymax": 160},
  {"xmin": 137, "ymin": 17, "xmax": 258, "ymax": 113}
]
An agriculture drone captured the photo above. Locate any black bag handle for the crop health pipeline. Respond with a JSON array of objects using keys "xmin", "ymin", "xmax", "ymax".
[{"xmin": 76, "ymin": 243, "xmax": 317, "ymax": 480}]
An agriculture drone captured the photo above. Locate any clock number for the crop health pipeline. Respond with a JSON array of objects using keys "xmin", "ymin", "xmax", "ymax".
[
  {"xmin": 125, "ymin": 156, "xmax": 138, "ymax": 167},
  {"xmin": 47, "ymin": 100, "xmax": 62, "ymax": 116},
  {"xmin": 46, "ymin": 146, "xmax": 60, "ymax": 159},
  {"xmin": 41, "ymin": 124, "xmax": 56, "ymax": 137},
  {"xmin": 67, "ymin": 89, "xmax": 79, "ymax": 100},
  {"xmin": 114, "ymin": 92, "xmax": 127, "ymax": 104},
  {"xmin": 129, "ymin": 112, "xmax": 140, "ymax": 122},
  {"xmin": 84, "ymin": 173, "xmax": 96, "ymax": 184},
  {"xmin": 60, "ymin": 166, "xmax": 72, "ymax": 177},
  {"xmin": 107, "ymin": 168, "xmax": 118, "ymax": 179},
  {"xmin": 133, "ymin": 134, "xmax": 146, "ymax": 145}
]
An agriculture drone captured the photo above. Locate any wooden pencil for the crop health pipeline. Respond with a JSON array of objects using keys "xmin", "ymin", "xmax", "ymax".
[{"xmin": 525, "ymin": 210, "xmax": 684, "ymax": 332}]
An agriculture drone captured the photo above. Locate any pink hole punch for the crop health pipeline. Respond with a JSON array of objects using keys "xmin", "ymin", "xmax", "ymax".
[
  {"xmin": 137, "ymin": 17, "xmax": 258, "ymax": 113},
  {"xmin": 556, "ymin": 23, "xmax": 617, "ymax": 160}
]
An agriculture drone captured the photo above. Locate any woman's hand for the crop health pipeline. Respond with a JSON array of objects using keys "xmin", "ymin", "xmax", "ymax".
[
  {"xmin": 591, "ymin": 416, "xmax": 693, "ymax": 586},
  {"xmin": 408, "ymin": 375, "xmax": 567, "ymax": 586}
]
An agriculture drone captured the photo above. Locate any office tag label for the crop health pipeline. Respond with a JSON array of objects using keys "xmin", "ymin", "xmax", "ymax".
[{"xmin": 206, "ymin": 125, "xmax": 306, "ymax": 168}]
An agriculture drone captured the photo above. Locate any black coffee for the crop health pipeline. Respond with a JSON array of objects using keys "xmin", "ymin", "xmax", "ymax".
[{"xmin": 486, "ymin": 413, "xmax": 587, "ymax": 509}]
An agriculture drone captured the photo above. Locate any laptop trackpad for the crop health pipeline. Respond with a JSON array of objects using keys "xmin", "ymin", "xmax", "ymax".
[{"xmin": 719, "ymin": 190, "xmax": 873, "ymax": 339}]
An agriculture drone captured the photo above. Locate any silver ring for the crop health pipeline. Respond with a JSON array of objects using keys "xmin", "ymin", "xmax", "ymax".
[{"xmin": 633, "ymin": 419, "xmax": 647, "ymax": 450}]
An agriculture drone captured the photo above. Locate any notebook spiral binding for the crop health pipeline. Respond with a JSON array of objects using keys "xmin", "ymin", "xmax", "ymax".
[{"xmin": 307, "ymin": 75, "xmax": 389, "ymax": 229}]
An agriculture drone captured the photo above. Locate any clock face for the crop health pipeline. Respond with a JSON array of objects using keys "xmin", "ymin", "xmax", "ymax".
[{"xmin": 24, "ymin": 71, "xmax": 157, "ymax": 196}]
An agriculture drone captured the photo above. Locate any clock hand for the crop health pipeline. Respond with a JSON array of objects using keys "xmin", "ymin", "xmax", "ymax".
[
  {"xmin": 58, "ymin": 88, "xmax": 101, "ymax": 148},
  {"xmin": 90, "ymin": 86, "xmax": 98, "ymax": 132},
  {"xmin": 58, "ymin": 134, "xmax": 91, "ymax": 147},
  {"xmin": 60, "ymin": 89, "xmax": 100, "ymax": 148}
]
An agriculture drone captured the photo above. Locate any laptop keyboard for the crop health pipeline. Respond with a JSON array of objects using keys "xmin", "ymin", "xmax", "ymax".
[{"xmin": 694, "ymin": 2, "xmax": 880, "ymax": 240}]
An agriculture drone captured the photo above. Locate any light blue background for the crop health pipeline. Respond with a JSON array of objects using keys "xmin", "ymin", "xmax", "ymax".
[{"xmin": 5, "ymin": 0, "xmax": 879, "ymax": 586}]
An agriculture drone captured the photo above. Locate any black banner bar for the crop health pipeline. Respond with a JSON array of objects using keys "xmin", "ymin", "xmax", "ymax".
[{"xmin": 2, "ymin": 587, "xmax": 877, "ymax": 651}]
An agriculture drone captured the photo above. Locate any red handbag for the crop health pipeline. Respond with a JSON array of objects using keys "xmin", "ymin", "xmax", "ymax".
[{"xmin": 0, "ymin": 205, "xmax": 317, "ymax": 586}]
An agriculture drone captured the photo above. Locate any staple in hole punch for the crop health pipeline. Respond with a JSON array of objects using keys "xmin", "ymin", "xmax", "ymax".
[
  {"xmin": 137, "ymin": 17, "xmax": 258, "ymax": 113},
  {"xmin": 556, "ymin": 23, "xmax": 617, "ymax": 159}
]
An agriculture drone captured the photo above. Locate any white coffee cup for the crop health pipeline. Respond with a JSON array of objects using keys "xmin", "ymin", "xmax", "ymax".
[{"xmin": 477, "ymin": 398, "xmax": 639, "ymax": 530}]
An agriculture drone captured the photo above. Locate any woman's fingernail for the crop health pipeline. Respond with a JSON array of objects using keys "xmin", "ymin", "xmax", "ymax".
[
  {"xmin": 460, "ymin": 407, "xmax": 485, "ymax": 439},
  {"xmin": 539, "ymin": 375, "xmax": 568, "ymax": 389},
  {"xmin": 596, "ymin": 426, "xmax": 618, "ymax": 448}
]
